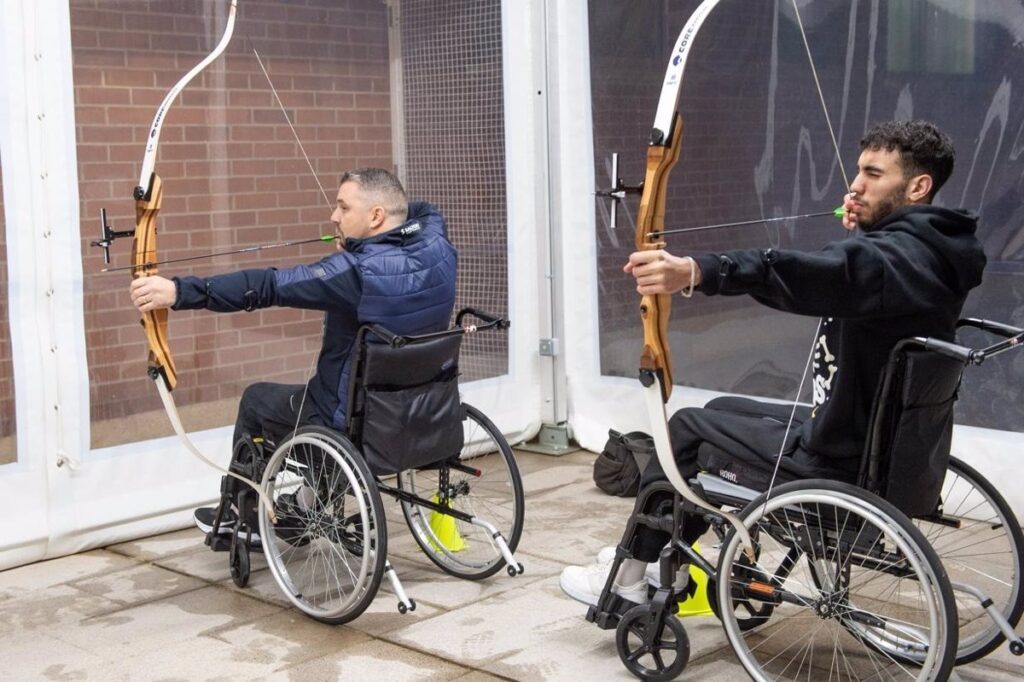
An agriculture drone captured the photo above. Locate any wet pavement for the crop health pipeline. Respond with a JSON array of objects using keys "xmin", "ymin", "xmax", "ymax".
[{"xmin": 1, "ymin": 449, "xmax": 1020, "ymax": 680}]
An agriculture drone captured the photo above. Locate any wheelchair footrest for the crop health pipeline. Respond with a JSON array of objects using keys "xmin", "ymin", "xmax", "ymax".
[
  {"xmin": 586, "ymin": 594, "xmax": 636, "ymax": 630},
  {"xmin": 205, "ymin": 532, "xmax": 261, "ymax": 553}
]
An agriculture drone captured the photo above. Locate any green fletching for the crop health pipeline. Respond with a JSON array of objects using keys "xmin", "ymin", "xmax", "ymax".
[{"xmin": 833, "ymin": 206, "xmax": 845, "ymax": 218}]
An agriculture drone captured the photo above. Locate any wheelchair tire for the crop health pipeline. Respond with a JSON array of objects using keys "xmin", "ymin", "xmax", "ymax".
[
  {"xmin": 616, "ymin": 604, "xmax": 690, "ymax": 681},
  {"xmin": 914, "ymin": 456, "xmax": 1024, "ymax": 664},
  {"xmin": 398, "ymin": 403, "xmax": 524, "ymax": 580},
  {"xmin": 258, "ymin": 426, "xmax": 387, "ymax": 624},
  {"xmin": 229, "ymin": 540, "xmax": 250, "ymax": 588},
  {"xmin": 717, "ymin": 479, "xmax": 957, "ymax": 681}
]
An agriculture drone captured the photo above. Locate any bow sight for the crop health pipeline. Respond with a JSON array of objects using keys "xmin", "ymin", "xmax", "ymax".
[
  {"xmin": 595, "ymin": 152, "xmax": 643, "ymax": 230},
  {"xmin": 91, "ymin": 207, "xmax": 136, "ymax": 265}
]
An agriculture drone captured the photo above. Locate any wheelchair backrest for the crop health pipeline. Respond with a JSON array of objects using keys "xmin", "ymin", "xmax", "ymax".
[
  {"xmin": 860, "ymin": 347, "xmax": 965, "ymax": 517},
  {"xmin": 347, "ymin": 332, "xmax": 465, "ymax": 475}
]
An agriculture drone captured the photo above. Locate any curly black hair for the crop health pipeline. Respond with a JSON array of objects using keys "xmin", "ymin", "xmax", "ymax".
[{"xmin": 860, "ymin": 120, "xmax": 955, "ymax": 201}]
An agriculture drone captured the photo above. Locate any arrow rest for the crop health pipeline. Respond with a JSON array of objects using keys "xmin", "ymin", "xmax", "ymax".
[{"xmin": 595, "ymin": 152, "xmax": 643, "ymax": 229}]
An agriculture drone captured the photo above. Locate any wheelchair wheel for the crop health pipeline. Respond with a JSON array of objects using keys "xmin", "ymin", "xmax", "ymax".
[
  {"xmin": 398, "ymin": 403, "xmax": 524, "ymax": 580},
  {"xmin": 228, "ymin": 539, "xmax": 250, "ymax": 588},
  {"xmin": 258, "ymin": 426, "xmax": 386, "ymax": 624},
  {"xmin": 615, "ymin": 604, "xmax": 690, "ymax": 681},
  {"xmin": 914, "ymin": 456, "xmax": 1024, "ymax": 663},
  {"xmin": 717, "ymin": 479, "xmax": 957, "ymax": 681}
]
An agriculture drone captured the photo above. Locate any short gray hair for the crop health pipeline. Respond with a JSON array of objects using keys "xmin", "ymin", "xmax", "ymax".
[{"xmin": 339, "ymin": 168, "xmax": 408, "ymax": 218}]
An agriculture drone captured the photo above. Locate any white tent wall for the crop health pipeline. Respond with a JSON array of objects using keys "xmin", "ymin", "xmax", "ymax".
[
  {"xmin": 2, "ymin": 0, "xmax": 1021, "ymax": 572},
  {"xmin": 0, "ymin": 0, "xmax": 546, "ymax": 572}
]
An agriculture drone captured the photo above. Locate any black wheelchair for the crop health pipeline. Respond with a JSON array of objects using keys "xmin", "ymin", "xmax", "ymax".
[
  {"xmin": 205, "ymin": 308, "xmax": 525, "ymax": 624},
  {"xmin": 588, "ymin": 318, "xmax": 1024, "ymax": 681}
]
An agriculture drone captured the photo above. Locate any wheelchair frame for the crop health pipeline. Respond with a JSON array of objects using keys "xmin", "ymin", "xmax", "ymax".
[
  {"xmin": 205, "ymin": 308, "xmax": 526, "ymax": 624},
  {"xmin": 587, "ymin": 318, "xmax": 1024, "ymax": 681}
]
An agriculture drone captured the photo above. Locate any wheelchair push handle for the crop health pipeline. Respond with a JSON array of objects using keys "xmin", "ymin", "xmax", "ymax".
[
  {"xmin": 900, "ymin": 317, "xmax": 1024, "ymax": 367},
  {"xmin": 956, "ymin": 317, "xmax": 1024, "ymax": 363},
  {"xmin": 455, "ymin": 307, "xmax": 510, "ymax": 331},
  {"xmin": 957, "ymin": 317, "xmax": 1024, "ymax": 339}
]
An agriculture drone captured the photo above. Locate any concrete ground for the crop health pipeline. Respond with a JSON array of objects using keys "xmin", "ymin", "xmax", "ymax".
[{"xmin": 1, "ymin": 449, "xmax": 1021, "ymax": 681}]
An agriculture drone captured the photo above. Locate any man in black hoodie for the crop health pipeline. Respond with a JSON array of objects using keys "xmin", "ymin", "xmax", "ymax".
[{"xmin": 560, "ymin": 119, "xmax": 987, "ymax": 607}]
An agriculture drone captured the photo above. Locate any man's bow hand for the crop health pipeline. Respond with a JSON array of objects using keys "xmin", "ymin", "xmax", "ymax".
[
  {"xmin": 624, "ymin": 249, "xmax": 702, "ymax": 296},
  {"xmin": 130, "ymin": 275, "xmax": 176, "ymax": 313}
]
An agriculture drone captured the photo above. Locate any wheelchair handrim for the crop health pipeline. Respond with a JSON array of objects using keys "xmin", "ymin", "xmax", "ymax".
[
  {"xmin": 718, "ymin": 487, "xmax": 952, "ymax": 681},
  {"xmin": 259, "ymin": 433, "xmax": 377, "ymax": 618}
]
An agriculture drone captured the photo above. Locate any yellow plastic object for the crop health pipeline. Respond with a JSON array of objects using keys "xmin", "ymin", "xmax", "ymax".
[
  {"xmin": 677, "ymin": 540, "xmax": 713, "ymax": 617},
  {"xmin": 428, "ymin": 494, "xmax": 467, "ymax": 552}
]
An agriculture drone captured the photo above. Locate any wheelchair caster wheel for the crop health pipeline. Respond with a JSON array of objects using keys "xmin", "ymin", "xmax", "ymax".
[
  {"xmin": 615, "ymin": 604, "xmax": 689, "ymax": 681},
  {"xmin": 507, "ymin": 562, "xmax": 523, "ymax": 577},
  {"xmin": 229, "ymin": 541, "xmax": 250, "ymax": 588},
  {"xmin": 397, "ymin": 599, "xmax": 416, "ymax": 615},
  {"xmin": 1010, "ymin": 639, "xmax": 1024, "ymax": 656}
]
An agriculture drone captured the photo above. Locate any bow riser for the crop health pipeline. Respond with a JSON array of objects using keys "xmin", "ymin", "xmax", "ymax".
[
  {"xmin": 635, "ymin": 114, "xmax": 684, "ymax": 400},
  {"xmin": 132, "ymin": 173, "xmax": 178, "ymax": 390}
]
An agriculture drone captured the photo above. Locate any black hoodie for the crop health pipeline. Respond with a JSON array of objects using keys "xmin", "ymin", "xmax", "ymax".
[{"xmin": 693, "ymin": 204, "xmax": 986, "ymax": 474}]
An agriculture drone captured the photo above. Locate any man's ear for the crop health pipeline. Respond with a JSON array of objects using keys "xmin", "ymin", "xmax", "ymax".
[
  {"xmin": 368, "ymin": 205, "xmax": 387, "ymax": 230},
  {"xmin": 906, "ymin": 173, "xmax": 933, "ymax": 203}
]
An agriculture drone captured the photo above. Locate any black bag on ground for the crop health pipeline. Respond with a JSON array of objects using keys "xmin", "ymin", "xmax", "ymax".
[{"xmin": 593, "ymin": 430, "xmax": 655, "ymax": 497}]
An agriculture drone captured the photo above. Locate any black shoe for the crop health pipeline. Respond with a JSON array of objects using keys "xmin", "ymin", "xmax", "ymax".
[
  {"xmin": 194, "ymin": 506, "xmax": 261, "ymax": 546},
  {"xmin": 194, "ymin": 506, "xmax": 235, "ymax": 534},
  {"xmin": 273, "ymin": 493, "xmax": 313, "ymax": 547}
]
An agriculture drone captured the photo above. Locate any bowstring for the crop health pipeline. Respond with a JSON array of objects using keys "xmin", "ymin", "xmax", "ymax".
[
  {"xmin": 248, "ymin": 39, "xmax": 334, "ymax": 497},
  {"xmin": 761, "ymin": 0, "xmax": 851, "ymax": 504}
]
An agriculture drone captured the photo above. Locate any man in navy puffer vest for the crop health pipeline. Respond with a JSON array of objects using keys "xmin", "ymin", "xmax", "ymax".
[{"xmin": 129, "ymin": 168, "xmax": 457, "ymax": 538}]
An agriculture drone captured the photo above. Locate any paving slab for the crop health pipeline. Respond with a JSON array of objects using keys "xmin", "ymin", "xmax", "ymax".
[
  {"xmin": 0, "ymin": 549, "xmax": 141, "ymax": 601},
  {"xmin": 1, "ymin": 448, "xmax": 1021, "ymax": 681},
  {"xmin": 269, "ymin": 638, "xmax": 472, "ymax": 680},
  {"xmin": 49, "ymin": 585, "xmax": 282, "ymax": 661},
  {"xmin": 70, "ymin": 561, "xmax": 207, "ymax": 607}
]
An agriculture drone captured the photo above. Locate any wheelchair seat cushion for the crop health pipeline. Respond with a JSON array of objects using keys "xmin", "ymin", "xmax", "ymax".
[{"xmin": 697, "ymin": 441, "xmax": 859, "ymax": 492}]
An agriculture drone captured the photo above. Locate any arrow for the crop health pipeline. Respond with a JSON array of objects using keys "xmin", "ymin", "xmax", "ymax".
[
  {"xmin": 101, "ymin": 234, "xmax": 337, "ymax": 272},
  {"xmin": 646, "ymin": 207, "xmax": 844, "ymax": 239}
]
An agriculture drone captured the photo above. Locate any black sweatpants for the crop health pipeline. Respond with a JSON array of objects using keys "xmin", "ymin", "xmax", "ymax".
[
  {"xmin": 631, "ymin": 396, "xmax": 816, "ymax": 562},
  {"xmin": 232, "ymin": 382, "xmax": 323, "ymax": 449}
]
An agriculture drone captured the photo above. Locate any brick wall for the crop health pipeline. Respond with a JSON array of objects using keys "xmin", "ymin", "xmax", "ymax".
[
  {"xmin": 72, "ymin": 0, "xmax": 392, "ymax": 447},
  {"xmin": 0, "ymin": 158, "xmax": 14, "ymax": 456}
]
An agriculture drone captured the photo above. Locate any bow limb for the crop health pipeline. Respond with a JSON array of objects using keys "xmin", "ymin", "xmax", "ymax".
[
  {"xmin": 634, "ymin": 1, "xmax": 755, "ymax": 557},
  {"xmin": 126, "ymin": 0, "xmax": 276, "ymax": 519}
]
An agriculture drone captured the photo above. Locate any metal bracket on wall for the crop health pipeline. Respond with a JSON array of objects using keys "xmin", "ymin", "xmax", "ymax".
[{"xmin": 516, "ymin": 422, "xmax": 579, "ymax": 456}]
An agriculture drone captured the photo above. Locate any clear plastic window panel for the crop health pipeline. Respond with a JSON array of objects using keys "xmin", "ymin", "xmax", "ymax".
[
  {"xmin": 590, "ymin": 0, "xmax": 1023, "ymax": 431},
  {"xmin": 397, "ymin": 0, "xmax": 509, "ymax": 381},
  {"xmin": 72, "ymin": 1, "xmax": 393, "ymax": 448}
]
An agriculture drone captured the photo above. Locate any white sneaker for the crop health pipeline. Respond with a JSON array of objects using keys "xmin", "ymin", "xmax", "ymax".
[
  {"xmin": 559, "ymin": 559, "xmax": 648, "ymax": 607},
  {"xmin": 597, "ymin": 546, "xmax": 689, "ymax": 590}
]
